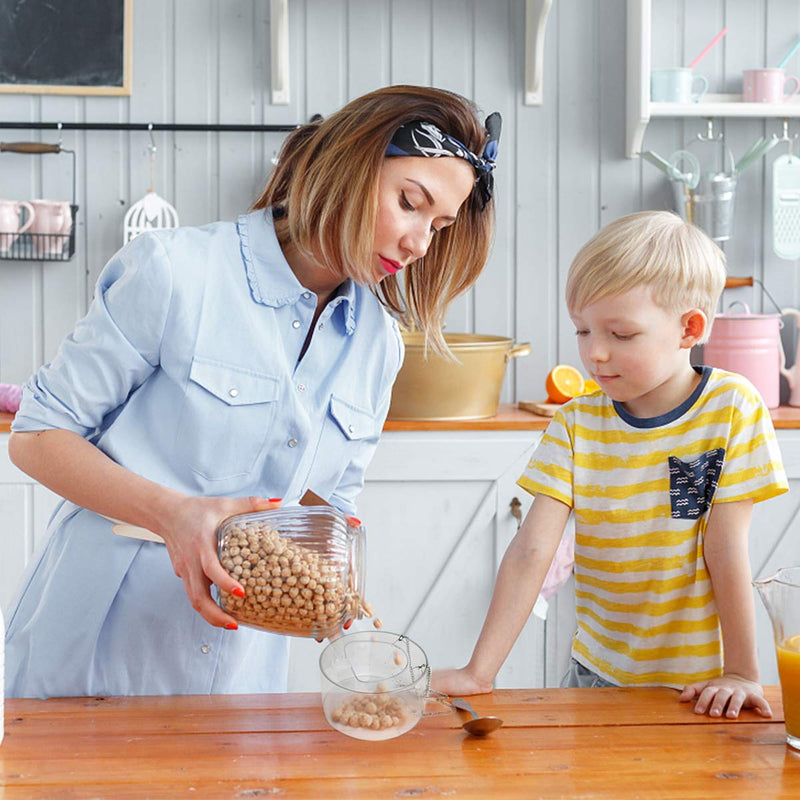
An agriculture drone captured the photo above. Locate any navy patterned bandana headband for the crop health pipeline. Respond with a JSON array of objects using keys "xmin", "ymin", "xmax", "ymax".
[{"xmin": 386, "ymin": 112, "xmax": 502, "ymax": 210}]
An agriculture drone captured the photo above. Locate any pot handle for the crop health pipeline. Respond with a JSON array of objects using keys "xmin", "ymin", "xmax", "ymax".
[{"xmin": 507, "ymin": 342, "xmax": 531, "ymax": 361}]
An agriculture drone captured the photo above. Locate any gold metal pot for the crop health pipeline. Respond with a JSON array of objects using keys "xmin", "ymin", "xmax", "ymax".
[{"xmin": 387, "ymin": 332, "xmax": 531, "ymax": 421}]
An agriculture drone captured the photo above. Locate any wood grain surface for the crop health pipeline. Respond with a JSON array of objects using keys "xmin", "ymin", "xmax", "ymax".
[{"xmin": 1, "ymin": 687, "xmax": 797, "ymax": 799}]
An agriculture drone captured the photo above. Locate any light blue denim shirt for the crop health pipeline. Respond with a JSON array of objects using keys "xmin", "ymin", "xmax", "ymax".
[{"xmin": 5, "ymin": 209, "xmax": 404, "ymax": 698}]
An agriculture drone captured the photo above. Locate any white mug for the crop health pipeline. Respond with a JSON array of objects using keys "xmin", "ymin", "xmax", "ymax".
[
  {"xmin": 28, "ymin": 200, "xmax": 72, "ymax": 257},
  {"xmin": 651, "ymin": 68, "xmax": 708, "ymax": 103},
  {"xmin": 0, "ymin": 199, "xmax": 35, "ymax": 255}
]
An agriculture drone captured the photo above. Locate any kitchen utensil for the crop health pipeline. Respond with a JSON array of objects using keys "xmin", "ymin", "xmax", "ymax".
[
  {"xmin": 704, "ymin": 301, "xmax": 784, "ymax": 408},
  {"xmin": 688, "ymin": 26, "xmax": 727, "ymax": 70},
  {"xmin": 319, "ymin": 631, "xmax": 448, "ymax": 741},
  {"xmin": 215, "ymin": 505, "xmax": 366, "ymax": 639},
  {"xmin": 773, "ymin": 154, "xmax": 800, "ymax": 259},
  {"xmin": 735, "ymin": 136, "xmax": 780, "ymax": 175},
  {"xmin": 123, "ymin": 129, "xmax": 179, "ymax": 244},
  {"xmin": 779, "ymin": 36, "xmax": 800, "ymax": 70},
  {"xmin": 754, "ymin": 566, "xmax": 800, "ymax": 751},
  {"xmin": 451, "ymin": 697, "xmax": 504, "ymax": 736},
  {"xmin": 640, "ymin": 150, "xmax": 699, "ymax": 187},
  {"xmin": 0, "ymin": 200, "xmax": 35, "ymax": 255},
  {"xmin": 388, "ymin": 332, "xmax": 531, "ymax": 421}
]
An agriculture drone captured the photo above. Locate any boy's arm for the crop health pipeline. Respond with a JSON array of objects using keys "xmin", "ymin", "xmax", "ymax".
[
  {"xmin": 679, "ymin": 498, "xmax": 772, "ymax": 718},
  {"xmin": 432, "ymin": 493, "xmax": 571, "ymax": 696}
]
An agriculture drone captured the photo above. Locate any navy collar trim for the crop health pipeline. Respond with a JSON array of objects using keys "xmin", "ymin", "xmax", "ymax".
[{"xmin": 612, "ymin": 366, "xmax": 711, "ymax": 428}]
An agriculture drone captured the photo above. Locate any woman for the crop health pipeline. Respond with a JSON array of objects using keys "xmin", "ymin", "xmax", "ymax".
[{"xmin": 5, "ymin": 85, "xmax": 501, "ymax": 698}]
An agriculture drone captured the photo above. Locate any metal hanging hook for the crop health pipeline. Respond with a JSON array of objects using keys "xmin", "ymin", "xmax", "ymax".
[
  {"xmin": 778, "ymin": 118, "xmax": 798, "ymax": 158},
  {"xmin": 697, "ymin": 117, "xmax": 723, "ymax": 142},
  {"xmin": 147, "ymin": 123, "xmax": 156, "ymax": 193}
]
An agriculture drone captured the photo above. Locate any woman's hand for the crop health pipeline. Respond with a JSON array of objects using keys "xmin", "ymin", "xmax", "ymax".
[
  {"xmin": 431, "ymin": 667, "xmax": 493, "ymax": 697},
  {"xmin": 678, "ymin": 674, "xmax": 773, "ymax": 719},
  {"xmin": 155, "ymin": 494, "xmax": 281, "ymax": 628}
]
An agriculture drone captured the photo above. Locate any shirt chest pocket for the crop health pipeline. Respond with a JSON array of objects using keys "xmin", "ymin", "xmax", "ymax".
[
  {"xmin": 668, "ymin": 448, "xmax": 725, "ymax": 520},
  {"xmin": 176, "ymin": 358, "xmax": 282, "ymax": 482},
  {"xmin": 301, "ymin": 395, "xmax": 379, "ymax": 502}
]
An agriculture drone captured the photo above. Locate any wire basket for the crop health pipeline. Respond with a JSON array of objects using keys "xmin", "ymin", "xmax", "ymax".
[{"xmin": 0, "ymin": 142, "xmax": 79, "ymax": 262}]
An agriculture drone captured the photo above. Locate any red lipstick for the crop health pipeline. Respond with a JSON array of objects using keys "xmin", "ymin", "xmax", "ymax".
[{"xmin": 379, "ymin": 256, "xmax": 403, "ymax": 275}]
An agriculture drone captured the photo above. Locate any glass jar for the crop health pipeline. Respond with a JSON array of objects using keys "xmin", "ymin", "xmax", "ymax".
[{"xmin": 216, "ymin": 505, "xmax": 366, "ymax": 639}]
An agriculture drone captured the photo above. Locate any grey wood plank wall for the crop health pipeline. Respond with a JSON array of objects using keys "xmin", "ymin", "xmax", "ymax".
[{"xmin": 2, "ymin": 0, "xmax": 800, "ymax": 402}]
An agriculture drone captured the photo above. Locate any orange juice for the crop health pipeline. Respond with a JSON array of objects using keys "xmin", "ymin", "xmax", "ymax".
[{"xmin": 777, "ymin": 633, "xmax": 800, "ymax": 743}]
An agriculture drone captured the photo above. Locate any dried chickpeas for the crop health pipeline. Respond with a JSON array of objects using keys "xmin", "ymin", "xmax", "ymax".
[
  {"xmin": 330, "ymin": 693, "xmax": 408, "ymax": 731},
  {"xmin": 218, "ymin": 522, "xmax": 377, "ymax": 637}
]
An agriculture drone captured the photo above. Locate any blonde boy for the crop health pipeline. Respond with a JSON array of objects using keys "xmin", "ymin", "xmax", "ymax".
[{"xmin": 435, "ymin": 211, "xmax": 788, "ymax": 718}]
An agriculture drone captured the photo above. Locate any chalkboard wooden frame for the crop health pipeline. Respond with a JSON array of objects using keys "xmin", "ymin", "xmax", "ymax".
[{"xmin": 0, "ymin": 0, "xmax": 133, "ymax": 96}]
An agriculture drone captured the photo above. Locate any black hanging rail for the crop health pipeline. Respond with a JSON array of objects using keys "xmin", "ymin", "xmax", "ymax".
[{"xmin": 0, "ymin": 122, "xmax": 300, "ymax": 132}]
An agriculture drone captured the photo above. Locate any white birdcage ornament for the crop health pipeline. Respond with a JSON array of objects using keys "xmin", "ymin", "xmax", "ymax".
[{"xmin": 123, "ymin": 128, "xmax": 179, "ymax": 245}]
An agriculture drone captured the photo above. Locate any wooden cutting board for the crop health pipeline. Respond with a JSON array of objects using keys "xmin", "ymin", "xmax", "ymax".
[{"xmin": 517, "ymin": 400, "xmax": 561, "ymax": 417}]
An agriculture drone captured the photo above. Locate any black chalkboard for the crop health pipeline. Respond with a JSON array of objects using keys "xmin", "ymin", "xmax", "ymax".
[{"xmin": 0, "ymin": 0, "xmax": 131, "ymax": 95}]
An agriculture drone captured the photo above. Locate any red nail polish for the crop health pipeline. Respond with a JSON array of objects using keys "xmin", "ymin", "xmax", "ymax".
[
  {"xmin": 268, "ymin": 497, "xmax": 282, "ymax": 504},
  {"xmin": 343, "ymin": 618, "xmax": 353, "ymax": 630},
  {"xmin": 225, "ymin": 621, "xmax": 238, "ymax": 630},
  {"xmin": 232, "ymin": 586, "xmax": 245, "ymax": 598}
]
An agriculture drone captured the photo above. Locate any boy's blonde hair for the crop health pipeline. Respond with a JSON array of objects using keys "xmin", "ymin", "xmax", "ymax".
[
  {"xmin": 253, "ymin": 85, "xmax": 494, "ymax": 357},
  {"xmin": 566, "ymin": 211, "xmax": 726, "ymax": 342}
]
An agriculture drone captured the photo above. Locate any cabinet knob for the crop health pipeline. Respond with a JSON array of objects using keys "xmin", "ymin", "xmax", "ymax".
[{"xmin": 510, "ymin": 496, "xmax": 522, "ymax": 528}]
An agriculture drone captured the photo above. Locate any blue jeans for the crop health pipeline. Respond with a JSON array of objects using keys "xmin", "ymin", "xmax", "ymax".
[{"xmin": 560, "ymin": 658, "xmax": 617, "ymax": 688}]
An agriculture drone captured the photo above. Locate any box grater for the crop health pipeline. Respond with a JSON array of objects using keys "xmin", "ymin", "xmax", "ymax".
[{"xmin": 773, "ymin": 153, "xmax": 800, "ymax": 260}]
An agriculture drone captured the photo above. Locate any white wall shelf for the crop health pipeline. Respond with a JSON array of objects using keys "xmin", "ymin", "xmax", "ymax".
[{"xmin": 626, "ymin": 0, "xmax": 800, "ymax": 157}]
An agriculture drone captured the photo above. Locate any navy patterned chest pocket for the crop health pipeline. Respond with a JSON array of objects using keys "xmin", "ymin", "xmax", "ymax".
[{"xmin": 668, "ymin": 448, "xmax": 725, "ymax": 519}]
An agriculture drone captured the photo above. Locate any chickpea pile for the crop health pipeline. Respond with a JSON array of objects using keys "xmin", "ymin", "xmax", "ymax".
[
  {"xmin": 219, "ymin": 522, "xmax": 376, "ymax": 636},
  {"xmin": 330, "ymin": 692, "xmax": 408, "ymax": 731}
]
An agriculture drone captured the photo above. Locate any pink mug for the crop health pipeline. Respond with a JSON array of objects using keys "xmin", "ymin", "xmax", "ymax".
[
  {"xmin": 0, "ymin": 199, "xmax": 35, "ymax": 255},
  {"xmin": 28, "ymin": 200, "xmax": 72, "ymax": 257},
  {"xmin": 742, "ymin": 68, "xmax": 800, "ymax": 103}
]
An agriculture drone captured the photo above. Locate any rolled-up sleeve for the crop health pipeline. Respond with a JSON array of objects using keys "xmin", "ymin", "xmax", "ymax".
[{"xmin": 12, "ymin": 233, "xmax": 173, "ymax": 437}]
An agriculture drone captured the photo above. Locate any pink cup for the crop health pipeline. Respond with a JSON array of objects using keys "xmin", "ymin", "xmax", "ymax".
[
  {"xmin": 28, "ymin": 200, "xmax": 72, "ymax": 257},
  {"xmin": 742, "ymin": 68, "xmax": 800, "ymax": 103},
  {"xmin": 0, "ymin": 200, "xmax": 35, "ymax": 254}
]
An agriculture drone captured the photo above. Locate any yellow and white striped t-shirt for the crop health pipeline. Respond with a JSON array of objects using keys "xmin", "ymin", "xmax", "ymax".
[{"xmin": 518, "ymin": 367, "xmax": 787, "ymax": 688}]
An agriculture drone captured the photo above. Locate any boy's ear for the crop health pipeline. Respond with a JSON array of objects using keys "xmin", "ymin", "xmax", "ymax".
[{"xmin": 680, "ymin": 308, "xmax": 707, "ymax": 347}]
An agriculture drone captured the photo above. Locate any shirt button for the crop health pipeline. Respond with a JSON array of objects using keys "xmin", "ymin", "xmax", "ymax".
[
  {"xmin": 229, "ymin": 388, "xmax": 239, "ymax": 398},
  {"xmin": 303, "ymin": 291, "xmax": 311, "ymax": 300},
  {"xmin": 297, "ymin": 384, "xmax": 306, "ymax": 392},
  {"xmin": 288, "ymin": 438, "xmax": 298, "ymax": 448},
  {"xmin": 292, "ymin": 320, "xmax": 301, "ymax": 329},
  {"xmin": 318, "ymin": 322, "xmax": 324, "ymax": 330},
  {"xmin": 201, "ymin": 644, "xmax": 211, "ymax": 654}
]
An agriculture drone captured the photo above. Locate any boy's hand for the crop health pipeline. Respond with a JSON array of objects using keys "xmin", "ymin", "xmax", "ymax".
[
  {"xmin": 431, "ymin": 668, "xmax": 493, "ymax": 697},
  {"xmin": 678, "ymin": 674, "xmax": 772, "ymax": 719}
]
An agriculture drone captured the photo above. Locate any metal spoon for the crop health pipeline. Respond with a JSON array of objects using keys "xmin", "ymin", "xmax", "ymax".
[{"xmin": 451, "ymin": 697, "xmax": 503, "ymax": 736}]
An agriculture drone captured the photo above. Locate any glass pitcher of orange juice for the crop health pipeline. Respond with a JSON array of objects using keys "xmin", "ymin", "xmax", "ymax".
[{"xmin": 755, "ymin": 566, "xmax": 800, "ymax": 751}]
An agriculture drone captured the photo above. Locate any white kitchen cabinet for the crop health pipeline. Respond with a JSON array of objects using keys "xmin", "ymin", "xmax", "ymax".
[{"xmin": 627, "ymin": 0, "xmax": 800, "ymax": 157}]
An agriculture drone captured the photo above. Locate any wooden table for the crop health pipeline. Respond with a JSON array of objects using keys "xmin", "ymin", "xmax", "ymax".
[{"xmin": 1, "ymin": 688, "xmax": 797, "ymax": 798}]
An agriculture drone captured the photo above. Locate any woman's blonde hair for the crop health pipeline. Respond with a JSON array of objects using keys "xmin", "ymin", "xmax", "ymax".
[
  {"xmin": 566, "ymin": 211, "xmax": 726, "ymax": 341},
  {"xmin": 252, "ymin": 85, "xmax": 495, "ymax": 355}
]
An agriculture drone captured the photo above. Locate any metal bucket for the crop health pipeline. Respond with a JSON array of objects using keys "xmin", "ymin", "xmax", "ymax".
[{"xmin": 671, "ymin": 172, "xmax": 737, "ymax": 242}]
